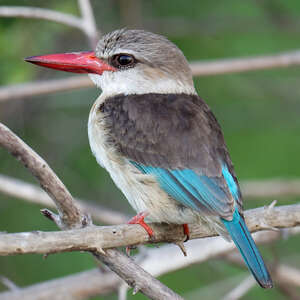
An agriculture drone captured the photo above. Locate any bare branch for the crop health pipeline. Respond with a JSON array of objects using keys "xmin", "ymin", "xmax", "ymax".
[
  {"xmin": 0, "ymin": 123, "xmax": 182, "ymax": 299},
  {"xmin": 0, "ymin": 248, "xmax": 184, "ymax": 299},
  {"xmin": 93, "ymin": 249, "xmax": 183, "ymax": 300},
  {"xmin": 225, "ymin": 249, "xmax": 300, "ymax": 298},
  {"xmin": 222, "ymin": 276, "xmax": 256, "ymax": 300},
  {"xmin": 0, "ymin": 3, "xmax": 99, "ymax": 48},
  {"xmin": 276, "ymin": 282, "xmax": 300, "ymax": 300},
  {"xmin": 0, "ymin": 204, "xmax": 299, "ymax": 256},
  {"xmin": 0, "ymin": 277, "xmax": 19, "ymax": 291},
  {"xmin": 0, "ymin": 76, "xmax": 92, "ymax": 103},
  {"xmin": 0, "ymin": 269, "xmax": 120, "ymax": 300},
  {"xmin": 1, "ymin": 228, "xmax": 299, "ymax": 300},
  {"xmin": 275, "ymin": 264, "xmax": 300, "ymax": 287},
  {"xmin": 0, "ymin": 123, "xmax": 85, "ymax": 229},
  {"xmin": 118, "ymin": 283, "xmax": 128, "ymax": 300},
  {"xmin": 0, "ymin": 174, "xmax": 128, "ymax": 225},
  {"xmin": 0, "ymin": 6, "xmax": 83, "ymax": 30},
  {"xmin": 241, "ymin": 178, "xmax": 300, "ymax": 199},
  {"xmin": 78, "ymin": 0, "xmax": 99, "ymax": 47},
  {"xmin": 190, "ymin": 50, "xmax": 300, "ymax": 75},
  {"xmin": 0, "ymin": 109, "xmax": 299, "ymax": 298},
  {"xmin": 1, "ymin": 228, "xmax": 297, "ymax": 300}
]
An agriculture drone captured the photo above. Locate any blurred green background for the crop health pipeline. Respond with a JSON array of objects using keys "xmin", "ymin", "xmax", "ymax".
[{"xmin": 0, "ymin": 0, "xmax": 300, "ymax": 299}]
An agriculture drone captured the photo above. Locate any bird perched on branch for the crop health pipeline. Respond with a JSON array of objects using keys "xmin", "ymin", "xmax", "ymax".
[{"xmin": 25, "ymin": 29, "xmax": 272, "ymax": 288}]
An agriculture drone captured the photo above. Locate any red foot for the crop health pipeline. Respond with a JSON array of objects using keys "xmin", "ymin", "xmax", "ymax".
[
  {"xmin": 128, "ymin": 212, "xmax": 154, "ymax": 237},
  {"xmin": 183, "ymin": 224, "xmax": 190, "ymax": 242},
  {"xmin": 126, "ymin": 212, "xmax": 154, "ymax": 256}
]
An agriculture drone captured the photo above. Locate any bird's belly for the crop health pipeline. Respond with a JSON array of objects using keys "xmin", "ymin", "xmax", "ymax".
[{"xmin": 109, "ymin": 162, "xmax": 200, "ymax": 224}]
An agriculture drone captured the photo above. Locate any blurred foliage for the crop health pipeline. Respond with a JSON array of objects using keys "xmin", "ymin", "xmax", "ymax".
[{"xmin": 0, "ymin": 0, "xmax": 300, "ymax": 299}]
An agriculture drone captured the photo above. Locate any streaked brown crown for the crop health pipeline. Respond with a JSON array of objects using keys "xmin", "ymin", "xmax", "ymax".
[{"xmin": 95, "ymin": 29, "xmax": 193, "ymax": 85}]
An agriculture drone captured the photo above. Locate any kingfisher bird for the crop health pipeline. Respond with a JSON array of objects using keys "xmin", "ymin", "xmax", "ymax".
[{"xmin": 25, "ymin": 29, "xmax": 272, "ymax": 288}]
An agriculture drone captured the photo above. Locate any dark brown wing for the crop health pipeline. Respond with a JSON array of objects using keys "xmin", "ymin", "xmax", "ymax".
[{"xmin": 100, "ymin": 93, "xmax": 243, "ymax": 217}]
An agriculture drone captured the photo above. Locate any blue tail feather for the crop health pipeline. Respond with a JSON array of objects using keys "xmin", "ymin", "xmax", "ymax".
[{"xmin": 222, "ymin": 209, "xmax": 273, "ymax": 288}]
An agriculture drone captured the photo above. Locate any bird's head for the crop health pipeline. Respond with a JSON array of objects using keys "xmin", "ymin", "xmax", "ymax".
[{"xmin": 25, "ymin": 29, "xmax": 196, "ymax": 96}]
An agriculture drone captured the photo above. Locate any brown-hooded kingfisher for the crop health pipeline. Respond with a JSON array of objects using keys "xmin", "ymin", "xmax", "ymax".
[{"xmin": 25, "ymin": 29, "xmax": 273, "ymax": 288}]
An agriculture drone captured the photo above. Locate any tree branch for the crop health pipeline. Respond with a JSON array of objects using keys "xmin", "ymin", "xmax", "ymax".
[
  {"xmin": 0, "ymin": 174, "xmax": 129, "ymax": 225},
  {"xmin": 0, "ymin": 123, "xmax": 85, "ymax": 229},
  {"xmin": 0, "ymin": 6, "xmax": 83, "ymax": 30},
  {"xmin": 222, "ymin": 276, "xmax": 256, "ymax": 300},
  {"xmin": 0, "ymin": 277, "xmax": 19, "ymax": 292},
  {"xmin": 0, "ymin": 204, "xmax": 299, "ymax": 256},
  {"xmin": 276, "ymin": 282, "xmax": 300, "ymax": 300},
  {"xmin": 0, "ymin": 76, "xmax": 92, "ymax": 103},
  {"xmin": 0, "ymin": 269, "xmax": 120, "ymax": 300},
  {"xmin": 0, "ymin": 122, "xmax": 183, "ymax": 299},
  {"xmin": 190, "ymin": 50, "xmax": 300, "ymax": 75},
  {"xmin": 225, "ymin": 252, "xmax": 300, "ymax": 288},
  {"xmin": 78, "ymin": 0, "xmax": 99, "ymax": 47},
  {"xmin": 224, "ymin": 250, "xmax": 300, "ymax": 299},
  {"xmin": 241, "ymin": 178, "xmax": 300, "ymax": 199},
  {"xmin": 93, "ymin": 249, "xmax": 183, "ymax": 300},
  {"xmin": 275, "ymin": 264, "xmax": 300, "ymax": 287},
  {"xmin": 1, "ymin": 228, "xmax": 299, "ymax": 300},
  {"xmin": 0, "ymin": 3, "xmax": 99, "ymax": 48}
]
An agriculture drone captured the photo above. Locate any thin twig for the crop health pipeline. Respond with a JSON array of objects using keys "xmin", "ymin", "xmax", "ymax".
[
  {"xmin": 241, "ymin": 179, "xmax": 300, "ymax": 199},
  {"xmin": 0, "ymin": 3, "xmax": 99, "ymax": 48},
  {"xmin": 276, "ymin": 282, "xmax": 300, "ymax": 300},
  {"xmin": 0, "ymin": 76, "xmax": 92, "ymax": 103},
  {"xmin": 78, "ymin": 0, "xmax": 99, "ymax": 47},
  {"xmin": 275, "ymin": 264, "xmax": 300, "ymax": 287},
  {"xmin": 0, "ymin": 123, "xmax": 85, "ymax": 229},
  {"xmin": 0, "ymin": 174, "xmax": 129, "ymax": 225},
  {"xmin": 93, "ymin": 249, "xmax": 183, "ymax": 300},
  {"xmin": 190, "ymin": 50, "xmax": 300, "ymax": 75},
  {"xmin": 222, "ymin": 276, "xmax": 256, "ymax": 300},
  {"xmin": 0, "ymin": 205, "xmax": 300, "ymax": 256},
  {"xmin": 0, "ymin": 6, "xmax": 83, "ymax": 30},
  {"xmin": 224, "ymin": 252, "xmax": 300, "ymax": 299},
  {"xmin": 0, "ymin": 277, "xmax": 19, "ymax": 291},
  {"xmin": 2, "ymin": 48, "xmax": 300, "ymax": 103},
  {"xmin": 118, "ymin": 284, "xmax": 128, "ymax": 300},
  {"xmin": 0, "ymin": 269, "xmax": 120, "ymax": 300}
]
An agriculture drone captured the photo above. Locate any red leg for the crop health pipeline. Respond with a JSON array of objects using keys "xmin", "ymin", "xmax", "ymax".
[
  {"xmin": 128, "ymin": 212, "xmax": 154, "ymax": 237},
  {"xmin": 183, "ymin": 224, "xmax": 190, "ymax": 241},
  {"xmin": 126, "ymin": 212, "xmax": 153, "ymax": 255}
]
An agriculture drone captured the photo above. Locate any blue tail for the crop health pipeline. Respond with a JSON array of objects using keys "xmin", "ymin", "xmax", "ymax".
[{"xmin": 222, "ymin": 209, "xmax": 273, "ymax": 288}]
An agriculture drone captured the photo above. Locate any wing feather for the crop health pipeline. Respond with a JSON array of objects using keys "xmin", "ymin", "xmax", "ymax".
[{"xmin": 101, "ymin": 93, "xmax": 242, "ymax": 218}]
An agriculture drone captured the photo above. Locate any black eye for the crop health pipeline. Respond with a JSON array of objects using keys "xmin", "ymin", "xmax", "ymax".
[{"xmin": 111, "ymin": 54, "xmax": 135, "ymax": 68}]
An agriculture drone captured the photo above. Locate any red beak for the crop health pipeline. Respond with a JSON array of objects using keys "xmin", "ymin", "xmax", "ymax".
[{"xmin": 24, "ymin": 51, "xmax": 116, "ymax": 75}]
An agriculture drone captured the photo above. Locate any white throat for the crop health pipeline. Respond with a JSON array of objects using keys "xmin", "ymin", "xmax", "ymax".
[{"xmin": 89, "ymin": 68, "xmax": 196, "ymax": 97}]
